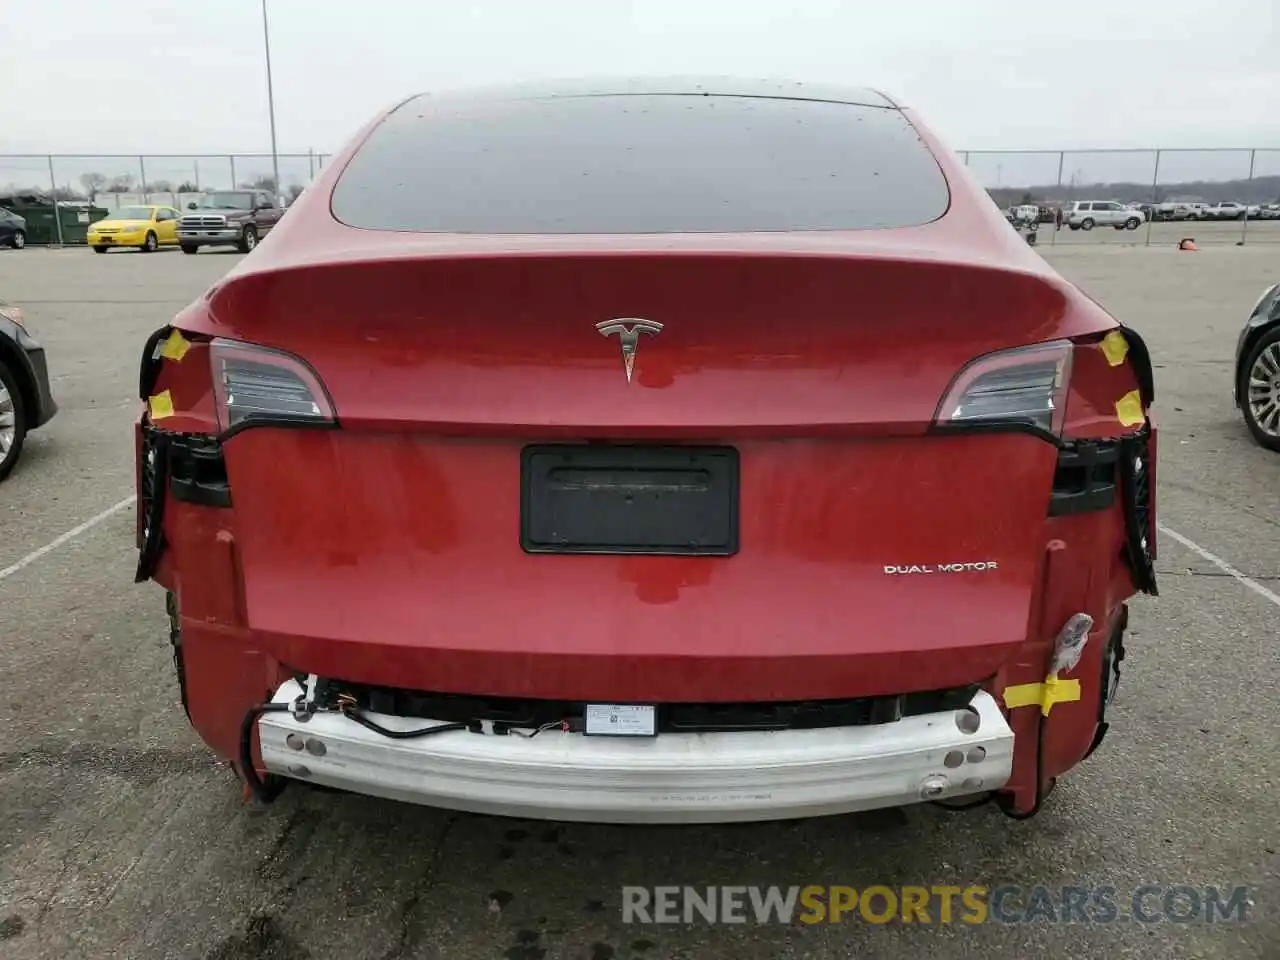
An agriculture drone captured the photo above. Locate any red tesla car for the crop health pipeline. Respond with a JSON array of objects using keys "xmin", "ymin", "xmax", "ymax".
[{"xmin": 134, "ymin": 78, "xmax": 1157, "ymax": 823}]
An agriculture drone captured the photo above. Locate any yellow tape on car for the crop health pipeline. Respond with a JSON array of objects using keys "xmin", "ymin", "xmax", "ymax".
[
  {"xmin": 158, "ymin": 329, "xmax": 190, "ymax": 362},
  {"xmin": 148, "ymin": 390, "xmax": 174, "ymax": 420},
  {"xmin": 1115, "ymin": 390, "xmax": 1144, "ymax": 427},
  {"xmin": 1003, "ymin": 674, "xmax": 1081, "ymax": 716},
  {"xmin": 1100, "ymin": 330, "xmax": 1129, "ymax": 367}
]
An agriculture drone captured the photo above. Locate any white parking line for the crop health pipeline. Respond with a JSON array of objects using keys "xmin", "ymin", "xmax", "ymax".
[
  {"xmin": 0, "ymin": 495, "xmax": 136, "ymax": 582},
  {"xmin": 1159, "ymin": 523, "xmax": 1280, "ymax": 609}
]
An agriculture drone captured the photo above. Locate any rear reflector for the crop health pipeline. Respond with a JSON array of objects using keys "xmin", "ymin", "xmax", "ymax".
[
  {"xmin": 934, "ymin": 339, "xmax": 1073, "ymax": 438},
  {"xmin": 210, "ymin": 338, "xmax": 335, "ymax": 433}
]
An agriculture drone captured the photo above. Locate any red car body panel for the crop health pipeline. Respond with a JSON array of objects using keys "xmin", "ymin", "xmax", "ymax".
[{"xmin": 136, "ymin": 84, "xmax": 1156, "ymax": 816}]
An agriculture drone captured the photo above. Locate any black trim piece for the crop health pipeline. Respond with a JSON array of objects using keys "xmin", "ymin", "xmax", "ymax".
[
  {"xmin": 1119, "ymin": 428, "xmax": 1158, "ymax": 596},
  {"xmin": 138, "ymin": 325, "xmax": 170, "ymax": 401},
  {"xmin": 166, "ymin": 591, "xmax": 192, "ymax": 721},
  {"xmin": 135, "ymin": 424, "xmax": 171, "ymax": 583},
  {"xmin": 1048, "ymin": 439, "xmax": 1119, "ymax": 517},
  {"xmin": 1084, "ymin": 604, "xmax": 1127, "ymax": 761},
  {"xmin": 929, "ymin": 419, "xmax": 1063, "ymax": 448},
  {"xmin": 216, "ymin": 413, "xmax": 339, "ymax": 444},
  {"xmin": 23, "ymin": 343, "xmax": 57, "ymax": 428},
  {"xmin": 521, "ymin": 444, "xmax": 740, "ymax": 556},
  {"xmin": 325, "ymin": 679, "xmax": 983, "ymax": 734},
  {"xmin": 1118, "ymin": 325, "xmax": 1155, "ymax": 407},
  {"xmin": 169, "ymin": 434, "xmax": 232, "ymax": 508}
]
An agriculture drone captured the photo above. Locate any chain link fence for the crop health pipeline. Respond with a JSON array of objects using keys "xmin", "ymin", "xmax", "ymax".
[
  {"xmin": 0, "ymin": 152, "xmax": 331, "ymax": 212},
  {"xmin": 959, "ymin": 148, "xmax": 1280, "ymax": 245},
  {"xmin": 2, "ymin": 148, "xmax": 1278, "ymax": 245}
]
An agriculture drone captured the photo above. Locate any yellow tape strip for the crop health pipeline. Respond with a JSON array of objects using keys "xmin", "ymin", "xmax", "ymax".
[
  {"xmin": 158, "ymin": 329, "xmax": 190, "ymax": 362},
  {"xmin": 1115, "ymin": 390, "xmax": 1144, "ymax": 427},
  {"xmin": 1100, "ymin": 330, "xmax": 1129, "ymax": 367},
  {"xmin": 1003, "ymin": 674, "xmax": 1081, "ymax": 716},
  {"xmin": 148, "ymin": 390, "xmax": 174, "ymax": 420}
]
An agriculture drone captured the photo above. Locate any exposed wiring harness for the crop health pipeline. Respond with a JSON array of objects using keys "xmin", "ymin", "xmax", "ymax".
[
  {"xmin": 931, "ymin": 793, "xmax": 995, "ymax": 813},
  {"xmin": 929, "ymin": 719, "xmax": 1048, "ymax": 819},
  {"xmin": 238, "ymin": 678, "xmax": 570, "ymax": 803},
  {"xmin": 507, "ymin": 720, "xmax": 567, "ymax": 740},
  {"xmin": 993, "ymin": 607, "xmax": 1128, "ymax": 820},
  {"xmin": 239, "ymin": 702, "xmax": 291, "ymax": 804},
  {"xmin": 996, "ymin": 712, "xmax": 1049, "ymax": 820},
  {"xmin": 331, "ymin": 691, "xmax": 468, "ymax": 740}
]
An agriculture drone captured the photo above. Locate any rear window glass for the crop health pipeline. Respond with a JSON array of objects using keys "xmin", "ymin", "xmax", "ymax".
[{"xmin": 330, "ymin": 94, "xmax": 950, "ymax": 234}]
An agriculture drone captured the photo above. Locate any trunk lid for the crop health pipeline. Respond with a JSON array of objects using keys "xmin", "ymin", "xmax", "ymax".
[
  {"xmin": 206, "ymin": 250, "xmax": 1073, "ymax": 436},
  {"xmin": 198, "ymin": 249, "xmax": 1079, "ymax": 701}
]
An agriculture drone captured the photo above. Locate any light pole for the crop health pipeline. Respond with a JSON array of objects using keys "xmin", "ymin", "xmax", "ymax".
[{"xmin": 261, "ymin": 0, "xmax": 281, "ymax": 201}]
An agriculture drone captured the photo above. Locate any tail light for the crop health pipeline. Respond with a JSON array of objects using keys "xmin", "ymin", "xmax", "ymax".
[
  {"xmin": 209, "ymin": 338, "xmax": 335, "ymax": 433},
  {"xmin": 933, "ymin": 340, "xmax": 1073, "ymax": 439}
]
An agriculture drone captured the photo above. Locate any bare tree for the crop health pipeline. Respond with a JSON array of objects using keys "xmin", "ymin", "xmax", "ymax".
[
  {"xmin": 175, "ymin": 181, "xmax": 199, "ymax": 193},
  {"xmin": 106, "ymin": 174, "xmax": 135, "ymax": 193},
  {"xmin": 285, "ymin": 183, "xmax": 305, "ymax": 203},
  {"xmin": 79, "ymin": 172, "xmax": 108, "ymax": 202},
  {"xmin": 143, "ymin": 179, "xmax": 175, "ymax": 193},
  {"xmin": 239, "ymin": 175, "xmax": 277, "ymax": 193}
]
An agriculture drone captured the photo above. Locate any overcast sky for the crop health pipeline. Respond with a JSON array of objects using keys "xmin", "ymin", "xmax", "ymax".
[{"xmin": 1, "ymin": 0, "xmax": 1277, "ymax": 189}]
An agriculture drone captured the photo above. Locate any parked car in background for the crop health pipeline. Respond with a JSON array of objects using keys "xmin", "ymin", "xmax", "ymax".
[
  {"xmin": 1065, "ymin": 201, "xmax": 1145, "ymax": 231},
  {"xmin": 136, "ymin": 77, "xmax": 1158, "ymax": 824},
  {"xmin": 1235, "ymin": 283, "xmax": 1280, "ymax": 452},
  {"xmin": 1171, "ymin": 202, "xmax": 1212, "ymax": 221},
  {"xmin": 0, "ymin": 299, "xmax": 58, "ymax": 481},
  {"xmin": 1204, "ymin": 201, "xmax": 1250, "ymax": 221},
  {"xmin": 87, "ymin": 205, "xmax": 181, "ymax": 253},
  {"xmin": 177, "ymin": 190, "xmax": 283, "ymax": 254},
  {"xmin": 0, "ymin": 208, "xmax": 27, "ymax": 248},
  {"xmin": 1259, "ymin": 204, "xmax": 1280, "ymax": 220}
]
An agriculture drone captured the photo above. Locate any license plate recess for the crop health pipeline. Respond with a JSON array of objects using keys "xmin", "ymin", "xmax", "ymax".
[{"xmin": 520, "ymin": 445, "xmax": 739, "ymax": 556}]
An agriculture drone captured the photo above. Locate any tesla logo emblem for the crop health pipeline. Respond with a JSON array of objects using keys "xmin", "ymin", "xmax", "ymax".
[{"xmin": 595, "ymin": 318, "xmax": 663, "ymax": 383}]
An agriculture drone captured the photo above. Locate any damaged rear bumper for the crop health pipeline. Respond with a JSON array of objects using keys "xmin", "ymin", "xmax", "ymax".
[{"xmin": 257, "ymin": 680, "xmax": 1013, "ymax": 824}]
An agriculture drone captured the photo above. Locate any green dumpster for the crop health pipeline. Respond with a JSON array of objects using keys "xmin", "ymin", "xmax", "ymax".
[{"xmin": 0, "ymin": 195, "xmax": 109, "ymax": 245}]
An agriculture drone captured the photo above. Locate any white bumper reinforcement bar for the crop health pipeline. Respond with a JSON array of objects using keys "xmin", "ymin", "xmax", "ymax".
[{"xmin": 258, "ymin": 680, "xmax": 1014, "ymax": 824}]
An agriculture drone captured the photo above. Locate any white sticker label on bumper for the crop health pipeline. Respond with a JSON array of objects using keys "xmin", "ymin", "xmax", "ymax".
[{"xmin": 585, "ymin": 704, "xmax": 657, "ymax": 737}]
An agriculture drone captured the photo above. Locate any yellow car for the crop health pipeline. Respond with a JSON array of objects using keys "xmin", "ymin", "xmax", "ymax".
[{"xmin": 87, "ymin": 205, "xmax": 181, "ymax": 253}]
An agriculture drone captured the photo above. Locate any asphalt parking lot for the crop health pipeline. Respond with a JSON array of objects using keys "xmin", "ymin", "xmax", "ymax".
[{"xmin": 0, "ymin": 243, "xmax": 1277, "ymax": 960}]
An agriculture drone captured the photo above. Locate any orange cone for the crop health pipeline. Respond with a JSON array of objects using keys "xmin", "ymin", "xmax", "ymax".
[{"xmin": 1179, "ymin": 238, "xmax": 1198, "ymax": 251}]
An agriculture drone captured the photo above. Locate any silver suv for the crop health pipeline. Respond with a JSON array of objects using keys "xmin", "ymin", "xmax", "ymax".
[{"xmin": 1065, "ymin": 201, "xmax": 1145, "ymax": 231}]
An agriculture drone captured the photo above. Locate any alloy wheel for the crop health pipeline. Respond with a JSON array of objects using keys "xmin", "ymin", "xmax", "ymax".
[
  {"xmin": 0, "ymin": 379, "xmax": 14, "ymax": 456},
  {"xmin": 1247, "ymin": 342, "xmax": 1280, "ymax": 438}
]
